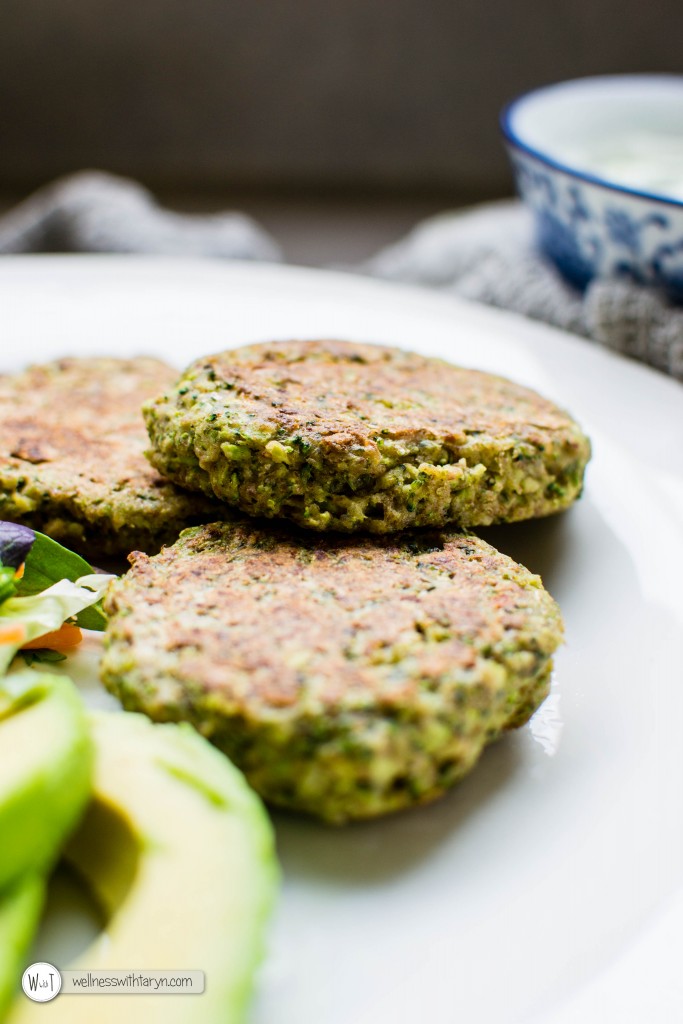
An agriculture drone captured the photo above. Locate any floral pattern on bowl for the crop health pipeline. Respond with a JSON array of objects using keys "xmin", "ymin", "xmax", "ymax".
[{"xmin": 506, "ymin": 147, "xmax": 683, "ymax": 303}]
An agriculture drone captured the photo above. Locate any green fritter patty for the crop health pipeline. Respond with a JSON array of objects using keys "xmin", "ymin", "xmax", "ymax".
[
  {"xmin": 144, "ymin": 339, "xmax": 591, "ymax": 533},
  {"xmin": 0, "ymin": 357, "xmax": 221, "ymax": 557},
  {"xmin": 101, "ymin": 521, "xmax": 563, "ymax": 823}
]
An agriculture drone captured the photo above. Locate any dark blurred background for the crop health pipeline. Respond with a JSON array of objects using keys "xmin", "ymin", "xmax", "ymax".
[{"xmin": 2, "ymin": 0, "xmax": 682, "ymax": 262}]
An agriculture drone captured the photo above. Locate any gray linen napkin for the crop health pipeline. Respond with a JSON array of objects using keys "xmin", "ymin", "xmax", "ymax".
[
  {"xmin": 364, "ymin": 199, "xmax": 683, "ymax": 382},
  {"xmin": 0, "ymin": 175, "xmax": 681, "ymax": 382},
  {"xmin": 0, "ymin": 171, "xmax": 281, "ymax": 261}
]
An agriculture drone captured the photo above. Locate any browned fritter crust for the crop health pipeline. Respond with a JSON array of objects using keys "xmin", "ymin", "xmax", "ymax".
[
  {"xmin": 101, "ymin": 521, "xmax": 563, "ymax": 822},
  {"xmin": 144, "ymin": 339, "xmax": 591, "ymax": 533},
  {"xmin": 0, "ymin": 357, "xmax": 222, "ymax": 557}
]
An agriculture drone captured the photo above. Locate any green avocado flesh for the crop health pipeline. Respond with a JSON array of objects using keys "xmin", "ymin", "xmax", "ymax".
[
  {"xmin": 0, "ymin": 876, "xmax": 45, "ymax": 1021},
  {"xmin": 0, "ymin": 673, "xmax": 93, "ymax": 892},
  {"xmin": 11, "ymin": 712, "xmax": 279, "ymax": 1024}
]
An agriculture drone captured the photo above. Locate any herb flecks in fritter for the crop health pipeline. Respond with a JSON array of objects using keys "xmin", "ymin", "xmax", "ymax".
[
  {"xmin": 101, "ymin": 521, "xmax": 563, "ymax": 824},
  {"xmin": 144, "ymin": 340, "xmax": 591, "ymax": 533}
]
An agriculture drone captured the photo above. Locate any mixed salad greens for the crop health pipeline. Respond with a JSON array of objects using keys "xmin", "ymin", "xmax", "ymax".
[{"xmin": 0, "ymin": 522, "xmax": 113, "ymax": 676}]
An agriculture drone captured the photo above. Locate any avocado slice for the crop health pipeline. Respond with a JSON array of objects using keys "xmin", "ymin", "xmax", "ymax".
[
  {"xmin": 13, "ymin": 712, "xmax": 278, "ymax": 1024},
  {"xmin": 0, "ymin": 672, "xmax": 93, "ymax": 892},
  {"xmin": 0, "ymin": 876, "xmax": 45, "ymax": 1020}
]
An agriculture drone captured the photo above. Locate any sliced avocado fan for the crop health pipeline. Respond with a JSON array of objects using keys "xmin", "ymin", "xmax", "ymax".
[{"xmin": 12, "ymin": 712, "xmax": 279, "ymax": 1024}]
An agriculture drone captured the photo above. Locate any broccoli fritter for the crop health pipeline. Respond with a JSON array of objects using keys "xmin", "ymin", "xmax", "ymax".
[
  {"xmin": 101, "ymin": 521, "xmax": 563, "ymax": 823},
  {"xmin": 144, "ymin": 339, "xmax": 590, "ymax": 533},
  {"xmin": 0, "ymin": 357, "xmax": 222, "ymax": 557}
]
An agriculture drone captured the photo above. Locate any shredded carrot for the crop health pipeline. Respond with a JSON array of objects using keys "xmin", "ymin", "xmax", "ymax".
[
  {"xmin": 0, "ymin": 623, "xmax": 27, "ymax": 646},
  {"xmin": 14, "ymin": 563, "xmax": 25, "ymax": 580},
  {"xmin": 22, "ymin": 623, "xmax": 83, "ymax": 651}
]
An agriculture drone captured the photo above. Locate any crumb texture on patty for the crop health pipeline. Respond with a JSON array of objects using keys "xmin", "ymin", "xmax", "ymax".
[
  {"xmin": 101, "ymin": 521, "xmax": 564, "ymax": 823},
  {"xmin": 0, "ymin": 357, "xmax": 221, "ymax": 556},
  {"xmin": 144, "ymin": 339, "xmax": 591, "ymax": 533}
]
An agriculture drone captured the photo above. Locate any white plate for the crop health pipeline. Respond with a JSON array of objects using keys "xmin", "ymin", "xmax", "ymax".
[{"xmin": 2, "ymin": 256, "xmax": 682, "ymax": 1024}]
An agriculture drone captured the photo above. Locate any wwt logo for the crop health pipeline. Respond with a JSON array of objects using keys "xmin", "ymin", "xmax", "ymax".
[{"xmin": 22, "ymin": 962, "xmax": 62, "ymax": 1002}]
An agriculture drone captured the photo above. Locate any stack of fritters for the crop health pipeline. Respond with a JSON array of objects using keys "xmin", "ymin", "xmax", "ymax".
[{"xmin": 0, "ymin": 342, "xmax": 590, "ymax": 822}]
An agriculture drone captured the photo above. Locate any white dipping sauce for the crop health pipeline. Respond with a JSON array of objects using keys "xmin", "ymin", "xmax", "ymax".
[{"xmin": 564, "ymin": 131, "xmax": 683, "ymax": 200}]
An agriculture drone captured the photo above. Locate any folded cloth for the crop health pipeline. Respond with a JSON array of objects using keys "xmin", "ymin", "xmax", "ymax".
[
  {"xmin": 0, "ymin": 171, "xmax": 281, "ymax": 261},
  {"xmin": 364, "ymin": 200, "xmax": 683, "ymax": 382},
  {"xmin": 0, "ymin": 177, "xmax": 681, "ymax": 381}
]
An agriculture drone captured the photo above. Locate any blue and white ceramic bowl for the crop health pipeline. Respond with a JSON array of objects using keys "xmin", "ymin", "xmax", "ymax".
[{"xmin": 501, "ymin": 75, "xmax": 683, "ymax": 302}]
